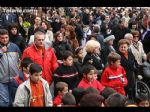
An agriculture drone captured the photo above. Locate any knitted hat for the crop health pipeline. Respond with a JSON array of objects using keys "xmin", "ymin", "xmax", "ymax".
[{"xmin": 104, "ymin": 35, "xmax": 115, "ymax": 42}]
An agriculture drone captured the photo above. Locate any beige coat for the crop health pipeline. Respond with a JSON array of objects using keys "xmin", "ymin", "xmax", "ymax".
[
  {"xmin": 130, "ymin": 41, "xmax": 147, "ymax": 65},
  {"xmin": 13, "ymin": 78, "xmax": 53, "ymax": 107}
]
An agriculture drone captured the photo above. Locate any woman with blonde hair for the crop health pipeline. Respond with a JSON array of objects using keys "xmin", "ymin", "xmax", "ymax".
[{"xmin": 83, "ymin": 40, "xmax": 104, "ymax": 80}]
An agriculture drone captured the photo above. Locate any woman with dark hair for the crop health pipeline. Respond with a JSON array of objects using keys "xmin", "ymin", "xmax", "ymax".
[{"xmin": 8, "ymin": 23, "xmax": 27, "ymax": 53}]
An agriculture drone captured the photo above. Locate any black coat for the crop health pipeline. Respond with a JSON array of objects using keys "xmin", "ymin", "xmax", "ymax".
[
  {"xmin": 118, "ymin": 49, "xmax": 140, "ymax": 89},
  {"xmin": 101, "ymin": 43, "xmax": 115, "ymax": 66},
  {"xmin": 9, "ymin": 34, "xmax": 27, "ymax": 53},
  {"xmin": 111, "ymin": 25, "xmax": 130, "ymax": 51},
  {"xmin": 52, "ymin": 41, "xmax": 72, "ymax": 60},
  {"xmin": 142, "ymin": 30, "xmax": 150, "ymax": 54},
  {"xmin": 83, "ymin": 53, "xmax": 104, "ymax": 70}
]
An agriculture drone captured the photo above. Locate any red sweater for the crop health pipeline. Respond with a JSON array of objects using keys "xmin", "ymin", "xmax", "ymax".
[
  {"xmin": 101, "ymin": 65, "xmax": 128, "ymax": 95},
  {"xmin": 78, "ymin": 78, "xmax": 104, "ymax": 93},
  {"xmin": 53, "ymin": 94, "xmax": 62, "ymax": 107}
]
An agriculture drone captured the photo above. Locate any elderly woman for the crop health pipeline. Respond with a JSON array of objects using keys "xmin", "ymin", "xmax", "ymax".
[
  {"xmin": 83, "ymin": 40, "xmax": 104, "ymax": 80},
  {"xmin": 117, "ymin": 39, "xmax": 141, "ymax": 102}
]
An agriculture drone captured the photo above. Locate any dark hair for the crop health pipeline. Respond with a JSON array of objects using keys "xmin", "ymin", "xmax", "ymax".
[
  {"xmin": 106, "ymin": 93, "xmax": 127, "ymax": 107},
  {"xmin": 79, "ymin": 93, "xmax": 104, "ymax": 107},
  {"xmin": 62, "ymin": 50, "xmax": 73, "ymax": 60},
  {"xmin": 100, "ymin": 87, "xmax": 116, "ymax": 99},
  {"xmin": 0, "ymin": 29, "xmax": 8, "ymax": 36},
  {"xmin": 8, "ymin": 23, "xmax": 19, "ymax": 32},
  {"xmin": 88, "ymin": 33, "xmax": 97, "ymax": 40},
  {"xmin": 107, "ymin": 52, "xmax": 121, "ymax": 65},
  {"xmin": 21, "ymin": 57, "xmax": 33, "ymax": 69},
  {"xmin": 75, "ymin": 47, "xmax": 83, "ymax": 55},
  {"xmin": 135, "ymin": 93, "xmax": 148, "ymax": 104},
  {"xmin": 82, "ymin": 64, "xmax": 96, "ymax": 75},
  {"xmin": 85, "ymin": 86, "xmax": 100, "ymax": 95},
  {"xmin": 72, "ymin": 87, "xmax": 86, "ymax": 104},
  {"xmin": 29, "ymin": 63, "xmax": 42, "ymax": 75},
  {"xmin": 62, "ymin": 92, "xmax": 76, "ymax": 105},
  {"xmin": 147, "ymin": 52, "xmax": 150, "ymax": 60},
  {"xmin": 55, "ymin": 82, "xmax": 68, "ymax": 94}
]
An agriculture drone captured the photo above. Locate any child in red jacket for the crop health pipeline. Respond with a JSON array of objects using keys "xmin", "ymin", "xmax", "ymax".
[
  {"xmin": 78, "ymin": 64, "xmax": 104, "ymax": 93},
  {"xmin": 101, "ymin": 52, "xmax": 128, "ymax": 95},
  {"xmin": 53, "ymin": 82, "xmax": 69, "ymax": 107}
]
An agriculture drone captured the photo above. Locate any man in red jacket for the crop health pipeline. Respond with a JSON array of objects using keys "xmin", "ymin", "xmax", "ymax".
[{"xmin": 22, "ymin": 31, "xmax": 58, "ymax": 97}]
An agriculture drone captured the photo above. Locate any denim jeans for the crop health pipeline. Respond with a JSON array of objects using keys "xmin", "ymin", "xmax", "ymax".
[{"xmin": 0, "ymin": 83, "xmax": 10, "ymax": 107}]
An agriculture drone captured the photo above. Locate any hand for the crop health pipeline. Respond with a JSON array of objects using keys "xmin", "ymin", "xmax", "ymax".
[
  {"xmin": 137, "ymin": 75, "xmax": 143, "ymax": 80},
  {"xmin": 0, "ymin": 46, "xmax": 7, "ymax": 52}
]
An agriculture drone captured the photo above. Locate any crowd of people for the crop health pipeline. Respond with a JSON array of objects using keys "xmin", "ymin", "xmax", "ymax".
[{"xmin": 0, "ymin": 7, "xmax": 150, "ymax": 107}]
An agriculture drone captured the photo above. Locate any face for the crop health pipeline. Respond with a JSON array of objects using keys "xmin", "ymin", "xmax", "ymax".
[
  {"xmin": 93, "ymin": 46, "xmax": 100, "ymax": 54},
  {"xmin": 127, "ymin": 37, "xmax": 133, "ymax": 45},
  {"xmin": 56, "ymin": 33, "xmax": 63, "ymax": 42},
  {"xmin": 63, "ymin": 56, "xmax": 73, "ymax": 66},
  {"xmin": 77, "ymin": 49, "xmax": 84, "ymax": 59},
  {"xmin": 34, "ymin": 17, "xmax": 41, "ymax": 25},
  {"xmin": 65, "ymin": 30, "xmax": 70, "ymax": 36},
  {"xmin": 0, "ymin": 34, "xmax": 9, "ymax": 45},
  {"xmin": 132, "ymin": 25, "xmax": 137, "ymax": 29},
  {"xmin": 61, "ymin": 86, "xmax": 69, "ymax": 96},
  {"xmin": 133, "ymin": 35, "xmax": 139, "ymax": 43},
  {"xmin": 85, "ymin": 70, "xmax": 95, "ymax": 82},
  {"xmin": 41, "ymin": 22, "xmax": 47, "ymax": 30},
  {"xmin": 23, "ymin": 64, "xmax": 32, "ymax": 74},
  {"xmin": 34, "ymin": 34, "xmax": 45, "ymax": 48},
  {"xmin": 119, "ymin": 44, "xmax": 129, "ymax": 54},
  {"xmin": 107, "ymin": 39, "xmax": 114, "ymax": 45},
  {"xmin": 30, "ymin": 71, "xmax": 42, "ymax": 83},
  {"xmin": 139, "ymin": 100, "xmax": 149, "ymax": 107},
  {"xmin": 11, "ymin": 27, "xmax": 17, "ymax": 35},
  {"xmin": 111, "ymin": 60, "xmax": 121, "ymax": 68}
]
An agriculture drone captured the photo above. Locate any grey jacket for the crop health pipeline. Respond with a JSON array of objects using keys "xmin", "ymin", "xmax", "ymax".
[
  {"xmin": 13, "ymin": 78, "xmax": 53, "ymax": 107},
  {"xmin": 0, "ymin": 42, "xmax": 21, "ymax": 83}
]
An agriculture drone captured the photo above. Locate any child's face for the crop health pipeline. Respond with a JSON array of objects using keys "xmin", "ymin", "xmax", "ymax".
[
  {"xmin": 30, "ymin": 71, "xmax": 42, "ymax": 83},
  {"xmin": 139, "ymin": 100, "xmax": 149, "ymax": 107},
  {"xmin": 111, "ymin": 60, "xmax": 121, "ymax": 68},
  {"xmin": 57, "ymin": 33, "xmax": 63, "ymax": 42},
  {"xmin": 63, "ymin": 56, "xmax": 73, "ymax": 66},
  {"xmin": 61, "ymin": 86, "xmax": 69, "ymax": 96},
  {"xmin": 77, "ymin": 49, "xmax": 83, "ymax": 59},
  {"xmin": 85, "ymin": 70, "xmax": 95, "ymax": 82}
]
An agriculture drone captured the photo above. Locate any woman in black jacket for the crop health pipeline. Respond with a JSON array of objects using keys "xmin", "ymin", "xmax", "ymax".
[
  {"xmin": 8, "ymin": 23, "xmax": 27, "ymax": 53},
  {"xmin": 52, "ymin": 31, "xmax": 72, "ymax": 63},
  {"xmin": 118, "ymin": 39, "xmax": 141, "ymax": 102}
]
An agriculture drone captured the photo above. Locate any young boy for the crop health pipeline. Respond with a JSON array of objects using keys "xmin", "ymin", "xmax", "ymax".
[
  {"xmin": 54, "ymin": 51, "xmax": 79, "ymax": 90},
  {"xmin": 13, "ymin": 63, "xmax": 53, "ymax": 107},
  {"xmin": 135, "ymin": 93, "xmax": 150, "ymax": 107},
  {"xmin": 101, "ymin": 52, "xmax": 128, "ymax": 95},
  {"xmin": 78, "ymin": 64, "xmax": 104, "ymax": 93},
  {"xmin": 53, "ymin": 82, "xmax": 69, "ymax": 107},
  {"xmin": 10, "ymin": 57, "xmax": 33, "ymax": 102}
]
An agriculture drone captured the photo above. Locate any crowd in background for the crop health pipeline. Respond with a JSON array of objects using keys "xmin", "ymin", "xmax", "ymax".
[{"xmin": 0, "ymin": 7, "xmax": 150, "ymax": 107}]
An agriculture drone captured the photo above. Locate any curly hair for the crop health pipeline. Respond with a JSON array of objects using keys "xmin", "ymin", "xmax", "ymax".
[
  {"xmin": 85, "ymin": 40, "xmax": 101, "ymax": 53},
  {"xmin": 65, "ymin": 25, "xmax": 76, "ymax": 40}
]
